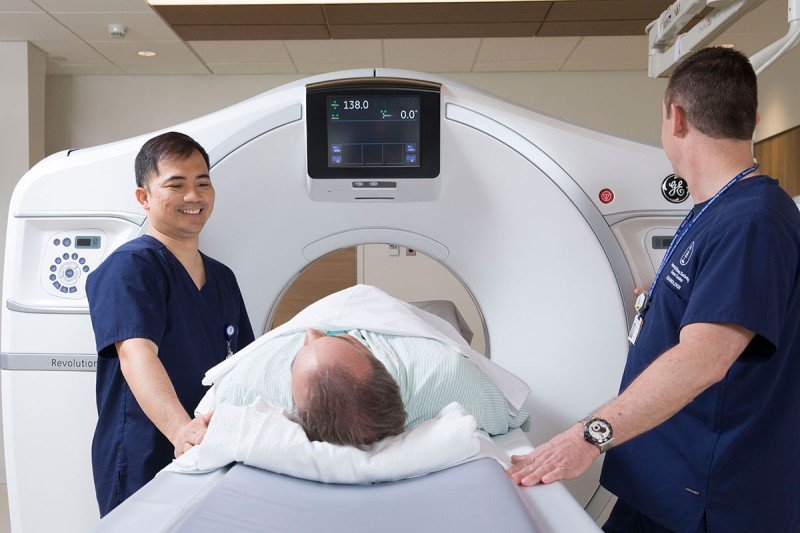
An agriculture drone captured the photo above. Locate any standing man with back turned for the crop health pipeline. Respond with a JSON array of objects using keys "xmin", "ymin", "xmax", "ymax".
[
  {"xmin": 508, "ymin": 47, "xmax": 800, "ymax": 532},
  {"xmin": 86, "ymin": 132, "xmax": 255, "ymax": 516}
]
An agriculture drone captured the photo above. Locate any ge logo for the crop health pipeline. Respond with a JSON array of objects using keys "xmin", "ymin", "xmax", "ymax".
[{"xmin": 661, "ymin": 174, "xmax": 689, "ymax": 203}]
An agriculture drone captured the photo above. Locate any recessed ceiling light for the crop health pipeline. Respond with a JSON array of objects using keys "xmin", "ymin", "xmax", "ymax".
[
  {"xmin": 720, "ymin": 43, "xmax": 736, "ymax": 49},
  {"xmin": 138, "ymin": 50, "xmax": 157, "ymax": 57}
]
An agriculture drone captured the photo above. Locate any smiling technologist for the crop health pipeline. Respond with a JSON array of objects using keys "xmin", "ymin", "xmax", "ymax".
[{"xmin": 86, "ymin": 132, "xmax": 255, "ymax": 516}]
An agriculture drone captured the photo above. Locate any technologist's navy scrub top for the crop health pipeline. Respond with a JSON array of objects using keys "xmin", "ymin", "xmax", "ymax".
[
  {"xmin": 86, "ymin": 235, "xmax": 255, "ymax": 516},
  {"xmin": 601, "ymin": 176, "xmax": 800, "ymax": 532}
]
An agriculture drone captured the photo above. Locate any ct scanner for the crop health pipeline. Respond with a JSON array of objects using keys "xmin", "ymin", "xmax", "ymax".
[{"xmin": 0, "ymin": 70, "xmax": 688, "ymax": 531}]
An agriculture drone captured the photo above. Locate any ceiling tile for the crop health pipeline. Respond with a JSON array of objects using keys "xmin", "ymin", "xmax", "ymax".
[
  {"xmin": 52, "ymin": 12, "xmax": 178, "ymax": 41},
  {"xmin": 325, "ymin": 2, "xmax": 549, "ymax": 25},
  {"xmin": 0, "ymin": 0, "xmax": 41, "ymax": 12},
  {"xmin": 563, "ymin": 35, "xmax": 648, "ymax": 70},
  {"xmin": 36, "ymin": 0, "xmax": 152, "ymax": 12},
  {"xmin": 0, "ymin": 13, "xmax": 79, "ymax": 41},
  {"xmin": 546, "ymin": 0, "xmax": 671, "ymax": 22},
  {"xmin": 711, "ymin": 32, "xmax": 787, "ymax": 56},
  {"xmin": 295, "ymin": 61, "xmax": 382, "ymax": 74},
  {"xmin": 188, "ymin": 40, "xmax": 290, "ymax": 63},
  {"xmin": 285, "ymin": 39, "xmax": 382, "ymax": 63},
  {"xmin": 89, "ymin": 40, "xmax": 206, "ymax": 67},
  {"xmin": 473, "ymin": 59, "xmax": 565, "ymax": 72},
  {"xmin": 153, "ymin": 4, "xmax": 325, "ymax": 25},
  {"xmin": 176, "ymin": 25, "xmax": 329, "ymax": 41},
  {"xmin": 47, "ymin": 64, "xmax": 125, "ymax": 75},
  {"xmin": 120, "ymin": 63, "xmax": 210, "ymax": 74},
  {"xmin": 560, "ymin": 60, "xmax": 645, "ymax": 71},
  {"xmin": 567, "ymin": 35, "xmax": 647, "ymax": 61},
  {"xmin": 207, "ymin": 62, "xmax": 297, "ymax": 74},
  {"xmin": 537, "ymin": 19, "xmax": 651, "ymax": 37},
  {"xmin": 477, "ymin": 36, "xmax": 581, "ymax": 61},
  {"xmin": 383, "ymin": 38, "xmax": 480, "ymax": 61},
  {"xmin": 34, "ymin": 40, "xmax": 112, "ymax": 65},
  {"xmin": 383, "ymin": 59, "xmax": 474, "ymax": 72},
  {"xmin": 725, "ymin": 0, "xmax": 788, "ymax": 34},
  {"xmin": 331, "ymin": 22, "xmax": 540, "ymax": 40}
]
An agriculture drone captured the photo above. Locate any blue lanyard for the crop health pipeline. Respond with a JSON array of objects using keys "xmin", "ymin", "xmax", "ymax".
[{"xmin": 643, "ymin": 164, "xmax": 758, "ymax": 312}]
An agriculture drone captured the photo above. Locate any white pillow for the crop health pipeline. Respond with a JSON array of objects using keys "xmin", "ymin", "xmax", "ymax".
[{"xmin": 167, "ymin": 399, "xmax": 505, "ymax": 484}]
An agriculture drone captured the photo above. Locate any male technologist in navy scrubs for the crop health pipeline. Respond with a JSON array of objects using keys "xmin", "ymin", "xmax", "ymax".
[
  {"xmin": 86, "ymin": 132, "xmax": 255, "ymax": 516},
  {"xmin": 508, "ymin": 47, "xmax": 800, "ymax": 532}
]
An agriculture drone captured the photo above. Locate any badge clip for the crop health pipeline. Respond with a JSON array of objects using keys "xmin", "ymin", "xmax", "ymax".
[
  {"xmin": 634, "ymin": 292, "xmax": 648, "ymax": 313},
  {"xmin": 225, "ymin": 324, "xmax": 235, "ymax": 358}
]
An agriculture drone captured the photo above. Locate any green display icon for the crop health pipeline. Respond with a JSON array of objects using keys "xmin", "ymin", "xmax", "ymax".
[
  {"xmin": 330, "ymin": 113, "xmax": 340, "ymax": 120},
  {"xmin": 330, "ymin": 100, "xmax": 340, "ymax": 110}
]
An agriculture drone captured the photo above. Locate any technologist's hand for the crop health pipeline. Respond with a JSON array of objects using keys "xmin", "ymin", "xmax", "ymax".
[
  {"xmin": 171, "ymin": 411, "xmax": 213, "ymax": 458},
  {"xmin": 507, "ymin": 423, "xmax": 599, "ymax": 486},
  {"xmin": 633, "ymin": 287, "xmax": 647, "ymax": 296}
]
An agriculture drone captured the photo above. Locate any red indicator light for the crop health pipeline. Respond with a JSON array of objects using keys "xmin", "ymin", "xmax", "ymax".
[{"xmin": 599, "ymin": 188, "xmax": 615, "ymax": 204}]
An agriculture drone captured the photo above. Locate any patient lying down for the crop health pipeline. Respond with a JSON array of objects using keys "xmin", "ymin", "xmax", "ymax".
[
  {"xmin": 172, "ymin": 285, "xmax": 531, "ymax": 482},
  {"xmin": 290, "ymin": 328, "xmax": 407, "ymax": 446},
  {"xmin": 213, "ymin": 322, "xmax": 530, "ymax": 448}
]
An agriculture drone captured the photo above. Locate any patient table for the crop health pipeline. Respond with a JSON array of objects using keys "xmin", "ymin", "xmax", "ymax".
[{"xmin": 91, "ymin": 429, "xmax": 600, "ymax": 532}]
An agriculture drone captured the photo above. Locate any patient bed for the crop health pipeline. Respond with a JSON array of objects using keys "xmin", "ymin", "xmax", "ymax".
[
  {"xmin": 91, "ymin": 429, "xmax": 600, "ymax": 533},
  {"xmin": 90, "ymin": 298, "xmax": 600, "ymax": 532}
]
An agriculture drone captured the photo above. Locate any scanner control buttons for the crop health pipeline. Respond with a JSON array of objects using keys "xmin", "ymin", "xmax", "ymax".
[{"xmin": 48, "ymin": 254, "xmax": 91, "ymax": 292}]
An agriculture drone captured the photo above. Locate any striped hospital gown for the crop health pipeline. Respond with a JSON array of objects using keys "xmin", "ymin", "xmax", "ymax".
[{"xmin": 214, "ymin": 329, "xmax": 529, "ymax": 435}]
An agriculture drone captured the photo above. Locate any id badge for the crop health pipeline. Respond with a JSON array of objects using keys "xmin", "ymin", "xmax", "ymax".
[{"xmin": 628, "ymin": 315, "xmax": 644, "ymax": 345}]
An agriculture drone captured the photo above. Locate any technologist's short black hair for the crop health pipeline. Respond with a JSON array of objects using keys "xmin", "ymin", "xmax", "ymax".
[
  {"xmin": 134, "ymin": 131, "xmax": 210, "ymax": 188},
  {"xmin": 664, "ymin": 46, "xmax": 757, "ymax": 140}
]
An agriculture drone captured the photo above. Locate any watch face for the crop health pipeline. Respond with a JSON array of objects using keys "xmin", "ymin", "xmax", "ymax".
[{"xmin": 586, "ymin": 419, "xmax": 612, "ymax": 444}]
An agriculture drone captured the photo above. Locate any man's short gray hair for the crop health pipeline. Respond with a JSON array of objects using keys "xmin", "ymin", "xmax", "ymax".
[{"xmin": 294, "ymin": 354, "xmax": 406, "ymax": 446}]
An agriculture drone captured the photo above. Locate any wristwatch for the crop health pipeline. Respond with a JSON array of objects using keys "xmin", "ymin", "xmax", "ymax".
[{"xmin": 580, "ymin": 416, "xmax": 614, "ymax": 453}]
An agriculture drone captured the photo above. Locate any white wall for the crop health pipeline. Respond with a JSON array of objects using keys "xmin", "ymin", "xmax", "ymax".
[{"xmin": 755, "ymin": 43, "xmax": 800, "ymax": 141}]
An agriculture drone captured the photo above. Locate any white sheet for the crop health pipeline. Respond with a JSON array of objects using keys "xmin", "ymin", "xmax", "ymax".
[
  {"xmin": 196, "ymin": 284, "xmax": 531, "ymax": 415},
  {"xmin": 166, "ymin": 400, "xmax": 508, "ymax": 484}
]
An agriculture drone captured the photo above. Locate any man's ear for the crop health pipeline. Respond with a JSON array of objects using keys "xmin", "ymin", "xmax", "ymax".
[
  {"xmin": 304, "ymin": 329, "xmax": 324, "ymax": 346},
  {"xmin": 671, "ymin": 104, "xmax": 688, "ymax": 137},
  {"xmin": 135, "ymin": 187, "xmax": 149, "ymax": 211}
]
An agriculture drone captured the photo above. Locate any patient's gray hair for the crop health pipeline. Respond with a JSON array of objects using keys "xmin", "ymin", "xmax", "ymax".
[{"xmin": 294, "ymin": 355, "xmax": 406, "ymax": 446}]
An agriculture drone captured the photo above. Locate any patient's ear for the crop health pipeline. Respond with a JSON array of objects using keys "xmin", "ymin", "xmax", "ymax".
[{"xmin": 304, "ymin": 329, "xmax": 325, "ymax": 346}]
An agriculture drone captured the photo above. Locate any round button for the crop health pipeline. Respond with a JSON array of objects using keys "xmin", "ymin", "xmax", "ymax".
[
  {"xmin": 71, "ymin": 253, "xmax": 78, "ymax": 260},
  {"xmin": 369, "ymin": 181, "xmax": 378, "ymax": 187},
  {"xmin": 49, "ymin": 274, "xmax": 56, "ymax": 281},
  {"xmin": 50, "ymin": 265, "xmax": 57, "ymax": 272},
  {"xmin": 62, "ymin": 253, "xmax": 69, "ymax": 260},
  {"xmin": 63, "ymin": 238, "xmax": 72, "ymax": 247},
  {"xmin": 83, "ymin": 266, "xmax": 90, "ymax": 272},
  {"xmin": 55, "ymin": 258, "xmax": 62, "ymax": 264},
  {"xmin": 53, "ymin": 239, "xmax": 61, "ymax": 246},
  {"xmin": 65, "ymin": 269, "xmax": 74, "ymax": 278},
  {"xmin": 598, "ymin": 188, "xmax": 615, "ymax": 204},
  {"xmin": 79, "ymin": 258, "xmax": 86, "ymax": 265}
]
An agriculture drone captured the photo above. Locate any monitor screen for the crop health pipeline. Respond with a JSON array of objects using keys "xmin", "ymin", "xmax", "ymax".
[{"xmin": 326, "ymin": 95, "xmax": 421, "ymax": 168}]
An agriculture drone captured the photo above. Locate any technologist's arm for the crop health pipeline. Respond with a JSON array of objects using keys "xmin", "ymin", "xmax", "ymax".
[
  {"xmin": 117, "ymin": 338, "xmax": 211, "ymax": 458},
  {"xmin": 507, "ymin": 322, "xmax": 754, "ymax": 486}
]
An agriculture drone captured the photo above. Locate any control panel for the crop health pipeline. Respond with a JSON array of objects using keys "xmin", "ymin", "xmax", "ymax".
[
  {"xmin": 645, "ymin": 228, "xmax": 676, "ymax": 273},
  {"xmin": 41, "ymin": 230, "xmax": 108, "ymax": 300}
]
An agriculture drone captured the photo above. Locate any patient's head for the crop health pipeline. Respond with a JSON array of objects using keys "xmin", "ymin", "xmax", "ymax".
[{"xmin": 291, "ymin": 329, "xmax": 406, "ymax": 446}]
